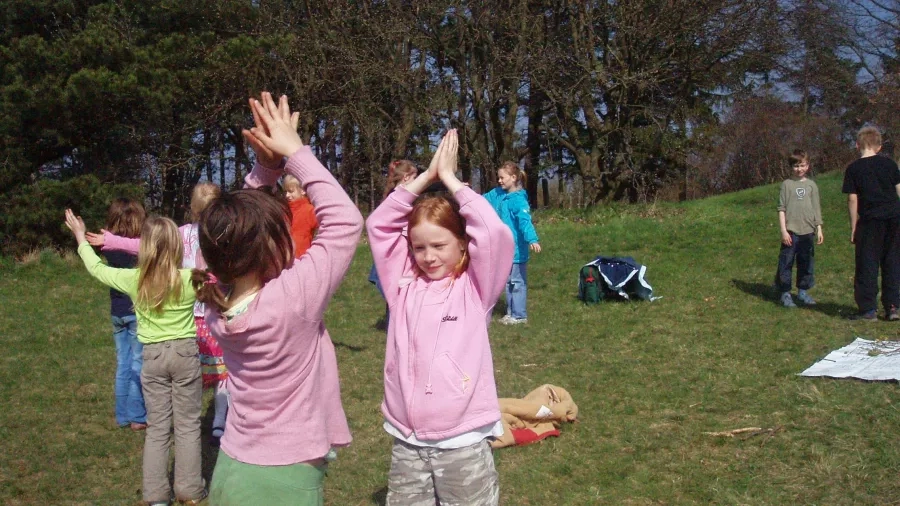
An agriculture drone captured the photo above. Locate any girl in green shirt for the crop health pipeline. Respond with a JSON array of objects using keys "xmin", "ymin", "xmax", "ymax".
[{"xmin": 65, "ymin": 210, "xmax": 206, "ymax": 505}]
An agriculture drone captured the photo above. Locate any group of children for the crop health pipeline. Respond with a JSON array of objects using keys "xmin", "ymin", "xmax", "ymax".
[
  {"xmin": 776, "ymin": 126, "xmax": 900, "ymax": 322},
  {"xmin": 65, "ymin": 93, "xmax": 542, "ymax": 505}
]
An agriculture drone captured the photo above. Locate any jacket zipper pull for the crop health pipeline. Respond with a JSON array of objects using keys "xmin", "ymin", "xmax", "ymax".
[{"xmin": 425, "ymin": 383, "xmax": 433, "ymax": 394}]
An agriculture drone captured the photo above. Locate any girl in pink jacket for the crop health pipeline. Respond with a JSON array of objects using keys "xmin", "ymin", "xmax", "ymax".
[
  {"xmin": 195, "ymin": 93, "xmax": 363, "ymax": 505},
  {"xmin": 367, "ymin": 130, "xmax": 514, "ymax": 505}
]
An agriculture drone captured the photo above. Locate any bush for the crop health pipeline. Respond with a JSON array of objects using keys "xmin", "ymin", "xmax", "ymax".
[{"xmin": 0, "ymin": 175, "xmax": 144, "ymax": 256}]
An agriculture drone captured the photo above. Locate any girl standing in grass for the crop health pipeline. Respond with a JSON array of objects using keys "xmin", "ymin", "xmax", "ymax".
[
  {"xmin": 100, "ymin": 198, "xmax": 148, "ymax": 431},
  {"xmin": 88, "ymin": 182, "xmax": 231, "ymax": 446},
  {"xmin": 65, "ymin": 211, "xmax": 205, "ymax": 506},
  {"xmin": 367, "ymin": 130, "xmax": 514, "ymax": 505},
  {"xmin": 483, "ymin": 161, "xmax": 541, "ymax": 325},
  {"xmin": 194, "ymin": 92, "xmax": 362, "ymax": 505}
]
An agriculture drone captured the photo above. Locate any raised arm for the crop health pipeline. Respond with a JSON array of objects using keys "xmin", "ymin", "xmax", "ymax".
[
  {"xmin": 100, "ymin": 231, "xmax": 141, "ymax": 255},
  {"xmin": 64, "ymin": 210, "xmax": 138, "ymax": 295},
  {"xmin": 247, "ymin": 93, "xmax": 363, "ymax": 319},
  {"xmin": 367, "ymin": 188, "xmax": 418, "ymax": 308},
  {"xmin": 241, "ymin": 95, "xmax": 298, "ymax": 189}
]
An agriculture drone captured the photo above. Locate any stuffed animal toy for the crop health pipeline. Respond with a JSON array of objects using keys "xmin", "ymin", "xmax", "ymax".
[{"xmin": 491, "ymin": 384, "xmax": 578, "ymax": 449}]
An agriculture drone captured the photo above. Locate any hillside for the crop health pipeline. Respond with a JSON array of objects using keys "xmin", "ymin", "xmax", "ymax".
[{"xmin": 3, "ymin": 172, "xmax": 899, "ymax": 504}]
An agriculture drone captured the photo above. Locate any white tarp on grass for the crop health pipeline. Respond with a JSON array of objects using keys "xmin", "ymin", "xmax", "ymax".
[{"xmin": 800, "ymin": 338, "xmax": 900, "ymax": 381}]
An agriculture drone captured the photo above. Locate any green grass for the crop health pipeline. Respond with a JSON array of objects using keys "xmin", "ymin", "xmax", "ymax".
[{"xmin": 3, "ymin": 171, "xmax": 900, "ymax": 504}]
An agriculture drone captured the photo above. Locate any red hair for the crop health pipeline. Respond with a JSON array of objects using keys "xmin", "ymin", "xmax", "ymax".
[{"xmin": 408, "ymin": 195, "xmax": 469, "ymax": 278}]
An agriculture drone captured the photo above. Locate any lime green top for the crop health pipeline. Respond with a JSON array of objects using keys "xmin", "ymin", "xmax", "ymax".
[{"xmin": 78, "ymin": 243, "xmax": 197, "ymax": 344}]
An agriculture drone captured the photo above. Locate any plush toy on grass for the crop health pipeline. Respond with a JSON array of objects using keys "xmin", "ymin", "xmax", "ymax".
[{"xmin": 491, "ymin": 384, "xmax": 578, "ymax": 449}]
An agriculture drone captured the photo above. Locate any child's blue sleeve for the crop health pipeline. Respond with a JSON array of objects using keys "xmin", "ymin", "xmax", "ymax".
[{"xmin": 514, "ymin": 199, "xmax": 539, "ymax": 244}]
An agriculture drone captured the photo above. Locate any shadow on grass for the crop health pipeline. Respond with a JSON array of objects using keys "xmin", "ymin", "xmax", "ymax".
[
  {"xmin": 334, "ymin": 341, "xmax": 367, "ymax": 352},
  {"xmin": 731, "ymin": 279, "xmax": 856, "ymax": 318},
  {"xmin": 371, "ymin": 486, "xmax": 387, "ymax": 505},
  {"xmin": 200, "ymin": 406, "xmax": 221, "ymax": 487}
]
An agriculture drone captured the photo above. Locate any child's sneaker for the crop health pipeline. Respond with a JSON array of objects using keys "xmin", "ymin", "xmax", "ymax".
[
  {"xmin": 780, "ymin": 292, "xmax": 797, "ymax": 308},
  {"xmin": 501, "ymin": 317, "xmax": 527, "ymax": 325},
  {"xmin": 796, "ymin": 289, "xmax": 816, "ymax": 305},
  {"xmin": 498, "ymin": 315, "xmax": 513, "ymax": 324},
  {"xmin": 848, "ymin": 310, "xmax": 877, "ymax": 321},
  {"xmin": 889, "ymin": 306, "xmax": 900, "ymax": 321}
]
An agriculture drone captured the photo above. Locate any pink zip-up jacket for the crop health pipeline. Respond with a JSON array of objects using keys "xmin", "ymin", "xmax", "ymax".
[
  {"xmin": 200, "ymin": 147, "xmax": 362, "ymax": 465},
  {"xmin": 367, "ymin": 186, "xmax": 514, "ymax": 441}
]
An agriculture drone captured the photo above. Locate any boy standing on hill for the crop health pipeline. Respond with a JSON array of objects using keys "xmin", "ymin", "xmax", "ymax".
[
  {"xmin": 776, "ymin": 150, "xmax": 824, "ymax": 308},
  {"xmin": 842, "ymin": 126, "xmax": 900, "ymax": 321}
]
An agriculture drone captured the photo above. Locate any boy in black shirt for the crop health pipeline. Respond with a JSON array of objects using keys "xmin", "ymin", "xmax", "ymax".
[{"xmin": 842, "ymin": 126, "xmax": 900, "ymax": 320}]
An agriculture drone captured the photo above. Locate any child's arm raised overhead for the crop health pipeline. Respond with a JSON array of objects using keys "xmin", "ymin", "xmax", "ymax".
[
  {"xmin": 436, "ymin": 131, "xmax": 514, "ymax": 310},
  {"xmin": 65, "ymin": 210, "xmax": 138, "ymax": 296},
  {"xmin": 249, "ymin": 92, "xmax": 363, "ymax": 318},
  {"xmin": 242, "ymin": 95, "xmax": 300, "ymax": 189},
  {"xmin": 366, "ymin": 132, "xmax": 447, "ymax": 306}
]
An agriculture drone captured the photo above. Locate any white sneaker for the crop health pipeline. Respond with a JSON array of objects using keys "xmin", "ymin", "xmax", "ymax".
[
  {"xmin": 498, "ymin": 315, "xmax": 514, "ymax": 324},
  {"xmin": 500, "ymin": 316, "xmax": 527, "ymax": 325}
]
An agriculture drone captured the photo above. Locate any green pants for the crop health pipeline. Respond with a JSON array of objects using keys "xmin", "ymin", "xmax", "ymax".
[{"xmin": 209, "ymin": 451, "xmax": 326, "ymax": 506}]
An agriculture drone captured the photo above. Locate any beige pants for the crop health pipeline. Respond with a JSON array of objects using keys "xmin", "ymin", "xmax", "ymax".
[
  {"xmin": 387, "ymin": 438, "xmax": 499, "ymax": 506},
  {"xmin": 141, "ymin": 338, "xmax": 204, "ymax": 502}
]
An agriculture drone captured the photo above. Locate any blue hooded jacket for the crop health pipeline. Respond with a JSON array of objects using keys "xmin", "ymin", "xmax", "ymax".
[{"xmin": 484, "ymin": 187, "xmax": 539, "ymax": 263}]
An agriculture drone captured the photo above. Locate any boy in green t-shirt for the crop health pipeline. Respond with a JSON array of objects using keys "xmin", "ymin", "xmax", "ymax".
[{"xmin": 776, "ymin": 150, "xmax": 824, "ymax": 307}]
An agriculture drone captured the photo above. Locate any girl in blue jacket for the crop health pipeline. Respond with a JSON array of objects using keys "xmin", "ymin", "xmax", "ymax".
[{"xmin": 484, "ymin": 161, "xmax": 541, "ymax": 324}]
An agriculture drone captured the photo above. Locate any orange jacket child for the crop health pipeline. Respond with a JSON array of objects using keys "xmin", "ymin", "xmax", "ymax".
[
  {"xmin": 289, "ymin": 197, "xmax": 318, "ymax": 257},
  {"xmin": 491, "ymin": 384, "xmax": 579, "ymax": 449}
]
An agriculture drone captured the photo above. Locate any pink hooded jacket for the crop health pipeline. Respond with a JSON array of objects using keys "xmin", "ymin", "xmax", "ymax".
[
  {"xmin": 208, "ymin": 147, "xmax": 362, "ymax": 465},
  {"xmin": 367, "ymin": 186, "xmax": 514, "ymax": 441}
]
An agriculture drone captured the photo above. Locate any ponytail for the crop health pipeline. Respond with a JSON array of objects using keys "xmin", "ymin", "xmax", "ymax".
[
  {"xmin": 191, "ymin": 269, "xmax": 228, "ymax": 313},
  {"xmin": 499, "ymin": 161, "xmax": 526, "ymax": 189}
]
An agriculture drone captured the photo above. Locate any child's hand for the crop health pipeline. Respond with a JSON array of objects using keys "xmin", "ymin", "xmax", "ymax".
[
  {"xmin": 247, "ymin": 92, "xmax": 304, "ymax": 160},
  {"xmin": 423, "ymin": 134, "xmax": 447, "ymax": 183},
  {"xmin": 530, "ymin": 242, "xmax": 542, "ymax": 253},
  {"xmin": 405, "ymin": 130, "xmax": 453, "ymax": 195},
  {"xmin": 781, "ymin": 232, "xmax": 793, "ymax": 247},
  {"xmin": 436, "ymin": 129, "xmax": 459, "ymax": 183},
  {"xmin": 85, "ymin": 230, "xmax": 106, "ymax": 247},
  {"xmin": 64, "ymin": 209, "xmax": 87, "ymax": 245}
]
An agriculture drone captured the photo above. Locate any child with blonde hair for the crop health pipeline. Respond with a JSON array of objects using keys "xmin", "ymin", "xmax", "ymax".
[
  {"xmin": 283, "ymin": 173, "xmax": 319, "ymax": 257},
  {"xmin": 88, "ymin": 181, "xmax": 231, "ymax": 444},
  {"xmin": 367, "ymin": 130, "xmax": 514, "ymax": 505},
  {"xmin": 842, "ymin": 126, "xmax": 900, "ymax": 320},
  {"xmin": 193, "ymin": 92, "xmax": 363, "ymax": 504},
  {"xmin": 65, "ymin": 211, "xmax": 205, "ymax": 505},
  {"xmin": 484, "ymin": 160, "xmax": 541, "ymax": 324}
]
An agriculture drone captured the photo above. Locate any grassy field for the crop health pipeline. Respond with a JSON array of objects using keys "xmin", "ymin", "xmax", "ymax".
[{"xmin": 3, "ymin": 170, "xmax": 900, "ymax": 505}]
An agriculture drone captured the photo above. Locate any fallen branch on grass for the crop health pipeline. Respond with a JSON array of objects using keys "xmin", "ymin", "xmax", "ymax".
[{"xmin": 703, "ymin": 426, "xmax": 783, "ymax": 439}]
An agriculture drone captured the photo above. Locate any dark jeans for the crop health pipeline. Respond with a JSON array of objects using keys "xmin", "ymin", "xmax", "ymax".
[
  {"xmin": 854, "ymin": 217, "xmax": 900, "ymax": 312},
  {"xmin": 775, "ymin": 232, "xmax": 815, "ymax": 293}
]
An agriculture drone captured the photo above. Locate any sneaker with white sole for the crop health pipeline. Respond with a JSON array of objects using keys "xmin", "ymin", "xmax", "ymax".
[
  {"xmin": 780, "ymin": 292, "xmax": 797, "ymax": 308},
  {"xmin": 501, "ymin": 317, "xmax": 527, "ymax": 325},
  {"xmin": 796, "ymin": 289, "xmax": 816, "ymax": 305}
]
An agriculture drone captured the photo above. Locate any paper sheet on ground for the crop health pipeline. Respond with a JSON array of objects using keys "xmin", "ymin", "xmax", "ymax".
[{"xmin": 800, "ymin": 338, "xmax": 900, "ymax": 381}]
